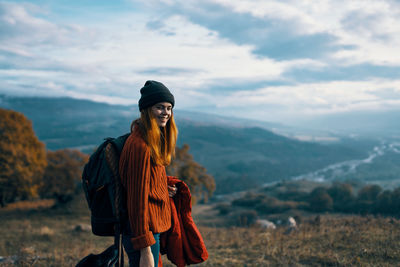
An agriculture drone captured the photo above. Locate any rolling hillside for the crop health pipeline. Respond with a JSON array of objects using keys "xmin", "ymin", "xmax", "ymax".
[{"xmin": 0, "ymin": 95, "xmax": 372, "ymax": 194}]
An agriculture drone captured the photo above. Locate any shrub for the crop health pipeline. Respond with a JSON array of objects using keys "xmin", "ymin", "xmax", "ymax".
[
  {"xmin": 353, "ymin": 185, "xmax": 382, "ymax": 214},
  {"xmin": 215, "ymin": 203, "xmax": 233, "ymax": 215},
  {"xmin": 375, "ymin": 190, "xmax": 393, "ymax": 214},
  {"xmin": 327, "ymin": 183, "xmax": 355, "ymax": 212},
  {"xmin": 308, "ymin": 187, "xmax": 333, "ymax": 212},
  {"xmin": 276, "ymin": 190, "xmax": 309, "ymax": 202},
  {"xmin": 353, "ymin": 200, "xmax": 374, "ymax": 215},
  {"xmin": 40, "ymin": 149, "xmax": 88, "ymax": 204},
  {"xmin": 255, "ymin": 196, "xmax": 300, "ymax": 214},
  {"xmin": 357, "ymin": 184, "xmax": 382, "ymax": 202},
  {"xmin": 232, "ymin": 192, "xmax": 267, "ymax": 207},
  {"xmin": 391, "ymin": 187, "xmax": 400, "ymax": 215},
  {"xmin": 234, "ymin": 210, "xmax": 258, "ymax": 227}
]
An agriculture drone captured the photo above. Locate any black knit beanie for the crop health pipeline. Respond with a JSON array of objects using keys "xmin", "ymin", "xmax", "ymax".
[{"xmin": 138, "ymin": 80, "xmax": 175, "ymax": 111}]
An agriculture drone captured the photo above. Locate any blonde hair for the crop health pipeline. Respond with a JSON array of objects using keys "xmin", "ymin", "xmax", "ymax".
[{"xmin": 131, "ymin": 107, "xmax": 178, "ymax": 166}]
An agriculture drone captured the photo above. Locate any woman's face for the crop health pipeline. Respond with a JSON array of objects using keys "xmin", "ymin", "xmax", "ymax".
[{"xmin": 151, "ymin": 102, "xmax": 173, "ymax": 127}]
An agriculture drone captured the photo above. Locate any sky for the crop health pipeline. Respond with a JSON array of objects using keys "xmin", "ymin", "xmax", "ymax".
[{"xmin": 1, "ymin": 0, "xmax": 400, "ymax": 124}]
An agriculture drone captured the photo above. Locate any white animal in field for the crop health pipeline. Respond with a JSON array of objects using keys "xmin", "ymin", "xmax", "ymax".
[
  {"xmin": 288, "ymin": 217, "xmax": 297, "ymax": 229},
  {"xmin": 284, "ymin": 217, "xmax": 298, "ymax": 234},
  {"xmin": 256, "ymin": 219, "xmax": 276, "ymax": 230}
]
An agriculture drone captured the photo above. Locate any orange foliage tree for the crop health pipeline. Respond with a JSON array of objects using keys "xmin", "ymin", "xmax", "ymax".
[
  {"xmin": 167, "ymin": 144, "xmax": 216, "ymax": 203},
  {"xmin": 41, "ymin": 149, "xmax": 88, "ymax": 203},
  {"xmin": 0, "ymin": 108, "xmax": 47, "ymax": 206}
]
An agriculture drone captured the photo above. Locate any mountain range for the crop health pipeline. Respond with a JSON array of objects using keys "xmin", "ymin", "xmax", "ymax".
[{"xmin": 0, "ymin": 95, "xmax": 388, "ymax": 194}]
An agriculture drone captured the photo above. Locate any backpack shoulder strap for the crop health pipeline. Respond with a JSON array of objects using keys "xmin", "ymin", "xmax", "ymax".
[
  {"xmin": 104, "ymin": 133, "xmax": 129, "ymax": 267},
  {"xmin": 104, "ymin": 133, "xmax": 130, "ymax": 186},
  {"xmin": 110, "ymin": 133, "xmax": 131, "ymax": 155}
]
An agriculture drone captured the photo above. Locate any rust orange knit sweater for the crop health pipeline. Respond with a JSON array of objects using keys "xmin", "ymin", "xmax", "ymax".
[{"xmin": 119, "ymin": 125, "xmax": 171, "ymax": 250}]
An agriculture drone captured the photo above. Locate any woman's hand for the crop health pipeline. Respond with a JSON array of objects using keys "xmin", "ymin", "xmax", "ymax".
[
  {"xmin": 140, "ymin": 246, "xmax": 154, "ymax": 267},
  {"xmin": 168, "ymin": 185, "xmax": 177, "ymax": 197}
]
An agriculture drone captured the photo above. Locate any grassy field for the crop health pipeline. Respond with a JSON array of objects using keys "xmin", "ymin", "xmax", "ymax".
[{"xmin": 1, "ymin": 195, "xmax": 400, "ymax": 266}]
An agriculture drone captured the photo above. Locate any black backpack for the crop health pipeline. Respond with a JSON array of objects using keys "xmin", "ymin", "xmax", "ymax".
[{"xmin": 80, "ymin": 133, "xmax": 130, "ymax": 267}]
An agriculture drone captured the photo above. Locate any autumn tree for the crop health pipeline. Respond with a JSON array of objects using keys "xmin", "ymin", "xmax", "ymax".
[
  {"xmin": 167, "ymin": 144, "xmax": 216, "ymax": 203},
  {"xmin": 40, "ymin": 149, "xmax": 88, "ymax": 203},
  {"xmin": 357, "ymin": 184, "xmax": 382, "ymax": 202},
  {"xmin": 0, "ymin": 108, "xmax": 47, "ymax": 206},
  {"xmin": 390, "ymin": 187, "xmax": 400, "ymax": 215},
  {"xmin": 327, "ymin": 183, "xmax": 355, "ymax": 212},
  {"xmin": 375, "ymin": 190, "xmax": 393, "ymax": 214},
  {"xmin": 308, "ymin": 187, "xmax": 333, "ymax": 212},
  {"xmin": 354, "ymin": 184, "xmax": 383, "ymax": 214}
]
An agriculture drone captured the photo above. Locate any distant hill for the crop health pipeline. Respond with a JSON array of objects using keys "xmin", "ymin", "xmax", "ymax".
[
  {"xmin": 295, "ymin": 110, "xmax": 400, "ymax": 138},
  {"xmin": 177, "ymin": 122, "xmax": 372, "ymax": 193},
  {"xmin": 0, "ymin": 96, "xmax": 138, "ymax": 150},
  {"xmin": 0, "ymin": 95, "xmax": 370, "ymax": 194}
]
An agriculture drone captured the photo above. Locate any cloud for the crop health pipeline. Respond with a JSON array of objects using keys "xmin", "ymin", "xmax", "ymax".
[
  {"xmin": 369, "ymin": 87, "xmax": 400, "ymax": 100},
  {"xmin": 0, "ymin": 2, "xmax": 93, "ymax": 47},
  {"xmin": 213, "ymin": 79, "xmax": 400, "ymax": 117},
  {"xmin": 138, "ymin": 0, "xmax": 400, "ymax": 66},
  {"xmin": 202, "ymin": 79, "xmax": 290, "ymax": 93},
  {"xmin": 146, "ymin": 19, "xmax": 165, "ymax": 30},
  {"xmin": 285, "ymin": 63, "xmax": 400, "ymax": 82},
  {"xmin": 140, "ymin": 0, "xmax": 350, "ymax": 60},
  {"xmin": 138, "ymin": 67, "xmax": 202, "ymax": 76},
  {"xmin": 341, "ymin": 11, "xmax": 390, "ymax": 41},
  {"xmin": 253, "ymin": 32, "xmax": 344, "ymax": 60},
  {"xmin": 2, "ymin": 0, "xmax": 400, "ymax": 123},
  {"xmin": 0, "ymin": 2, "xmax": 287, "ymax": 108}
]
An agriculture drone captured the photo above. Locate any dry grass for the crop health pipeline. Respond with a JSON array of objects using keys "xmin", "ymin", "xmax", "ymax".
[
  {"xmin": 183, "ymin": 216, "xmax": 400, "ymax": 267},
  {"xmin": 1, "ymin": 199, "xmax": 55, "ymax": 211},
  {"xmin": 1, "ymin": 196, "xmax": 400, "ymax": 266},
  {"xmin": 0, "ymin": 196, "xmax": 112, "ymax": 266}
]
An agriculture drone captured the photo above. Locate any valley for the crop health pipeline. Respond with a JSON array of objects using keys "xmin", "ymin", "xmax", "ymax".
[{"xmin": 1, "ymin": 95, "xmax": 399, "ymax": 195}]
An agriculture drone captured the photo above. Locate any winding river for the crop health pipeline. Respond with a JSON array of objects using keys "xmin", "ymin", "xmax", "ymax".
[{"xmin": 292, "ymin": 141, "xmax": 400, "ymax": 182}]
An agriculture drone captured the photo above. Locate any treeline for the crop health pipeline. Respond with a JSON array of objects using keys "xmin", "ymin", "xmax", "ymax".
[
  {"xmin": 307, "ymin": 183, "xmax": 399, "ymax": 215},
  {"xmin": 0, "ymin": 108, "xmax": 88, "ymax": 206},
  {"xmin": 224, "ymin": 182, "xmax": 400, "ymax": 217},
  {"xmin": 0, "ymin": 108, "xmax": 215, "ymax": 207},
  {"xmin": 167, "ymin": 144, "xmax": 215, "ymax": 204}
]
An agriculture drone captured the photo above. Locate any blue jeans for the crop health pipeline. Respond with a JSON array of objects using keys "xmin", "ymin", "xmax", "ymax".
[{"xmin": 122, "ymin": 232, "xmax": 160, "ymax": 267}]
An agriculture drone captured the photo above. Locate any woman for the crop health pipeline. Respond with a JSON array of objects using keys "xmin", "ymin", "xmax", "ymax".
[{"xmin": 119, "ymin": 80, "xmax": 178, "ymax": 267}]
